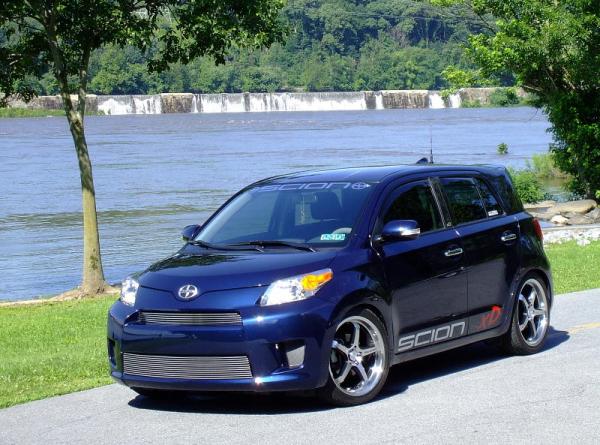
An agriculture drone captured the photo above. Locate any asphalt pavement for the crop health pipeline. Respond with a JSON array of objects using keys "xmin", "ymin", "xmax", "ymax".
[{"xmin": 1, "ymin": 289, "xmax": 600, "ymax": 445}]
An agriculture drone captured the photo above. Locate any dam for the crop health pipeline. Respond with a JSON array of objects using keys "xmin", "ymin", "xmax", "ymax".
[{"xmin": 11, "ymin": 88, "xmax": 502, "ymax": 115}]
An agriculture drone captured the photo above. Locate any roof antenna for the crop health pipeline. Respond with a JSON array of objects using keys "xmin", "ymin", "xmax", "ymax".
[{"xmin": 429, "ymin": 126, "xmax": 434, "ymax": 164}]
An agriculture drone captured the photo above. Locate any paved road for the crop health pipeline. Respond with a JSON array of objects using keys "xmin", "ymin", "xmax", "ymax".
[{"xmin": 2, "ymin": 290, "xmax": 600, "ymax": 445}]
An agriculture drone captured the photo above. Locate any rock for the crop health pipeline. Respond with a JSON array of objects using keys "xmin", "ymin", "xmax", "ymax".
[
  {"xmin": 550, "ymin": 215, "xmax": 569, "ymax": 225},
  {"xmin": 524, "ymin": 200, "xmax": 556, "ymax": 210},
  {"xmin": 585, "ymin": 207, "xmax": 600, "ymax": 222},
  {"xmin": 528, "ymin": 211, "xmax": 557, "ymax": 221},
  {"xmin": 551, "ymin": 199, "xmax": 597, "ymax": 215},
  {"xmin": 566, "ymin": 215, "xmax": 593, "ymax": 225}
]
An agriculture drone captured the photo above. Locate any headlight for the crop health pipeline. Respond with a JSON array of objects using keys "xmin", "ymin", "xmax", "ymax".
[
  {"xmin": 120, "ymin": 277, "xmax": 139, "ymax": 306},
  {"xmin": 259, "ymin": 269, "xmax": 333, "ymax": 306}
]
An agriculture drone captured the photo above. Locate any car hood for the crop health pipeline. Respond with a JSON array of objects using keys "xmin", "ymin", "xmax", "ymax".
[{"xmin": 137, "ymin": 248, "xmax": 338, "ymax": 295}]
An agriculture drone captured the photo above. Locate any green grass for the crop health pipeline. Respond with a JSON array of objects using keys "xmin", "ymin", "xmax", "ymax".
[
  {"xmin": 0, "ymin": 242, "xmax": 599, "ymax": 409},
  {"xmin": 545, "ymin": 240, "xmax": 600, "ymax": 294},
  {"xmin": 0, "ymin": 108, "xmax": 65, "ymax": 118},
  {"xmin": 0, "ymin": 295, "xmax": 116, "ymax": 409}
]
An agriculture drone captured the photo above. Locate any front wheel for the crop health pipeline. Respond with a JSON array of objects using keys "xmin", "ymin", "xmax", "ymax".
[
  {"xmin": 318, "ymin": 308, "xmax": 390, "ymax": 406},
  {"xmin": 501, "ymin": 275, "xmax": 550, "ymax": 355}
]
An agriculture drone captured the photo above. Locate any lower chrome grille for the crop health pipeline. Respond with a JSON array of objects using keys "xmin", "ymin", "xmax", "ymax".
[
  {"xmin": 139, "ymin": 311, "xmax": 242, "ymax": 326},
  {"xmin": 123, "ymin": 353, "xmax": 253, "ymax": 380}
]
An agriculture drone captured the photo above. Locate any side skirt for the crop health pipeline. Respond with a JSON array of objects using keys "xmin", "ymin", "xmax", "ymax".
[{"xmin": 391, "ymin": 323, "xmax": 508, "ymax": 366}]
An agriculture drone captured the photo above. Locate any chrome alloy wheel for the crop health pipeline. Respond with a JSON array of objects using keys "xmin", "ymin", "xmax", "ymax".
[
  {"xmin": 329, "ymin": 315, "xmax": 386, "ymax": 397},
  {"xmin": 517, "ymin": 278, "xmax": 549, "ymax": 346}
]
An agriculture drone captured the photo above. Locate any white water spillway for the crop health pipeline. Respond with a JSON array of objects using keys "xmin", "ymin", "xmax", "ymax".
[{"xmin": 14, "ymin": 88, "xmax": 503, "ymax": 115}]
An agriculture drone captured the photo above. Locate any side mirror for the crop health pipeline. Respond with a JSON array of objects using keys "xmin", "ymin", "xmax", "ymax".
[
  {"xmin": 376, "ymin": 220, "xmax": 420, "ymax": 242},
  {"xmin": 181, "ymin": 224, "xmax": 201, "ymax": 242}
]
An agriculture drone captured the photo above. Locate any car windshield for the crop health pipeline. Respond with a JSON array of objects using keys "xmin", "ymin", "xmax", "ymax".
[{"xmin": 196, "ymin": 181, "xmax": 375, "ymax": 248}]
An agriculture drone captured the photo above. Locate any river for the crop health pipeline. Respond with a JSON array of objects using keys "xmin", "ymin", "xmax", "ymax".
[{"xmin": 0, "ymin": 107, "xmax": 552, "ymax": 300}]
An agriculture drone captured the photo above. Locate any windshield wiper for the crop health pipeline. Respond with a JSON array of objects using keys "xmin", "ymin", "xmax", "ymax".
[
  {"xmin": 187, "ymin": 239, "xmax": 261, "ymax": 251},
  {"xmin": 229, "ymin": 240, "xmax": 316, "ymax": 252}
]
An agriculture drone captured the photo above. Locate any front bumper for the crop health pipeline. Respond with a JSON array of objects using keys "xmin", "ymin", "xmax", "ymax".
[{"xmin": 107, "ymin": 286, "xmax": 337, "ymax": 392}]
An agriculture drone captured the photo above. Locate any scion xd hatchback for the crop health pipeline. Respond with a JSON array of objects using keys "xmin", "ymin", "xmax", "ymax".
[{"xmin": 108, "ymin": 165, "xmax": 552, "ymax": 406}]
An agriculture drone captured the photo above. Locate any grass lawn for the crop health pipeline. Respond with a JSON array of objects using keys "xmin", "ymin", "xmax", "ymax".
[
  {"xmin": 545, "ymin": 240, "xmax": 600, "ymax": 294},
  {"xmin": 0, "ymin": 240, "xmax": 598, "ymax": 409},
  {"xmin": 0, "ymin": 295, "xmax": 116, "ymax": 409}
]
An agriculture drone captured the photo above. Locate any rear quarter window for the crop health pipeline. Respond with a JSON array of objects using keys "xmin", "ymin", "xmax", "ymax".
[
  {"xmin": 441, "ymin": 178, "xmax": 487, "ymax": 225},
  {"xmin": 475, "ymin": 178, "xmax": 504, "ymax": 217}
]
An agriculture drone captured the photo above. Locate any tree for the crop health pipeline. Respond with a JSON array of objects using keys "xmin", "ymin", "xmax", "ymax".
[
  {"xmin": 0, "ymin": 1, "xmax": 283, "ymax": 295},
  {"xmin": 435, "ymin": 0, "xmax": 600, "ymax": 200}
]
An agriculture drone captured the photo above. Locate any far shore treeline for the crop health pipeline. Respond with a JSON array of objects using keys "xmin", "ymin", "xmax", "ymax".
[{"xmin": 6, "ymin": 1, "xmax": 493, "ymax": 96}]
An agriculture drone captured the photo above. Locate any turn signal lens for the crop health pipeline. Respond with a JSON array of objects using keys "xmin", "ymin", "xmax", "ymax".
[
  {"xmin": 259, "ymin": 269, "xmax": 333, "ymax": 306},
  {"xmin": 300, "ymin": 270, "xmax": 333, "ymax": 291}
]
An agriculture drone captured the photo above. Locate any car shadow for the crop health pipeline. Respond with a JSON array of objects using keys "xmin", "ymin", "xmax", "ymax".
[
  {"xmin": 127, "ymin": 326, "xmax": 569, "ymax": 414},
  {"xmin": 380, "ymin": 326, "xmax": 569, "ymax": 399}
]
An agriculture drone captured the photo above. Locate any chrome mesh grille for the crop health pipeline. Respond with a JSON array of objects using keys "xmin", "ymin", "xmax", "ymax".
[
  {"xmin": 123, "ymin": 353, "xmax": 253, "ymax": 380},
  {"xmin": 139, "ymin": 311, "xmax": 242, "ymax": 326}
]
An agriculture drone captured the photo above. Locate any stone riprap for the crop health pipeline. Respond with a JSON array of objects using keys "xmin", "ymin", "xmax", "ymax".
[
  {"xmin": 542, "ymin": 226, "xmax": 600, "ymax": 245},
  {"xmin": 526, "ymin": 199, "xmax": 599, "ymax": 226}
]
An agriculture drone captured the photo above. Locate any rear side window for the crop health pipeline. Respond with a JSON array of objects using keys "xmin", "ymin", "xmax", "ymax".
[
  {"xmin": 383, "ymin": 182, "xmax": 443, "ymax": 233},
  {"xmin": 441, "ymin": 178, "xmax": 487, "ymax": 225},
  {"xmin": 476, "ymin": 178, "xmax": 504, "ymax": 217}
]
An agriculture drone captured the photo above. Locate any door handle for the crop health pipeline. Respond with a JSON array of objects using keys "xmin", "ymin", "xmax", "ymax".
[
  {"xmin": 501, "ymin": 232, "xmax": 518, "ymax": 243},
  {"xmin": 444, "ymin": 247, "xmax": 464, "ymax": 257}
]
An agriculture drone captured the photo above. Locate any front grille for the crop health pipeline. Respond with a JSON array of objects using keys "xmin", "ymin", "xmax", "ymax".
[
  {"xmin": 123, "ymin": 353, "xmax": 253, "ymax": 380},
  {"xmin": 139, "ymin": 311, "xmax": 242, "ymax": 326}
]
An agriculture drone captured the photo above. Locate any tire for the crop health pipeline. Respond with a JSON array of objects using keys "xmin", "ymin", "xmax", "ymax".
[
  {"xmin": 500, "ymin": 274, "xmax": 550, "ymax": 355},
  {"xmin": 317, "ymin": 308, "xmax": 390, "ymax": 406}
]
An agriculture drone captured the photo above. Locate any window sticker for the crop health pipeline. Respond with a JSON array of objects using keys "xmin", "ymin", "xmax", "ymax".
[
  {"xmin": 320, "ymin": 233, "xmax": 346, "ymax": 241},
  {"xmin": 488, "ymin": 210, "xmax": 499, "ymax": 217}
]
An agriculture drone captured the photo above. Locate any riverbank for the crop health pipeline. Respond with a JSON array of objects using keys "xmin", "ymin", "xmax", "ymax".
[
  {"xmin": 5, "ymin": 87, "xmax": 522, "ymax": 115},
  {"xmin": 1, "ymin": 239, "xmax": 599, "ymax": 408},
  {"xmin": 0, "ymin": 108, "xmax": 65, "ymax": 118}
]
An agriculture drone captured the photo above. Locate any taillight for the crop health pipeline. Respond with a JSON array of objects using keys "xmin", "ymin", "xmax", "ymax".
[{"xmin": 533, "ymin": 218, "xmax": 544, "ymax": 241}]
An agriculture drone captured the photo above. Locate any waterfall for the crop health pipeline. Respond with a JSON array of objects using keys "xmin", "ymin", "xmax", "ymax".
[
  {"xmin": 248, "ymin": 93, "xmax": 272, "ymax": 112},
  {"xmin": 428, "ymin": 93, "xmax": 445, "ymax": 109},
  {"xmin": 97, "ymin": 96, "xmax": 133, "ymax": 115},
  {"xmin": 200, "ymin": 94, "xmax": 223, "ymax": 113},
  {"xmin": 55, "ymin": 88, "xmax": 502, "ymax": 115},
  {"xmin": 222, "ymin": 94, "xmax": 246, "ymax": 113},
  {"xmin": 132, "ymin": 95, "xmax": 161, "ymax": 114},
  {"xmin": 448, "ymin": 93, "xmax": 462, "ymax": 108},
  {"xmin": 270, "ymin": 92, "xmax": 366, "ymax": 112},
  {"xmin": 374, "ymin": 92, "xmax": 384, "ymax": 110},
  {"xmin": 97, "ymin": 95, "xmax": 161, "ymax": 115}
]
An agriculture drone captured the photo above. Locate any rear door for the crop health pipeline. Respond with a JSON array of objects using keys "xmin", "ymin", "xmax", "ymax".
[
  {"xmin": 374, "ymin": 180, "xmax": 468, "ymax": 350},
  {"xmin": 438, "ymin": 176, "xmax": 520, "ymax": 334}
]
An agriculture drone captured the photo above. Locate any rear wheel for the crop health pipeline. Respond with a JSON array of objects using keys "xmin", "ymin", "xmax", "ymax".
[
  {"xmin": 501, "ymin": 275, "xmax": 550, "ymax": 355},
  {"xmin": 318, "ymin": 308, "xmax": 389, "ymax": 406}
]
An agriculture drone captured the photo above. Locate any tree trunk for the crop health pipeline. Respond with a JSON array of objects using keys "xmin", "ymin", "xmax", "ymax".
[
  {"xmin": 67, "ymin": 110, "xmax": 106, "ymax": 294},
  {"xmin": 43, "ymin": 11, "xmax": 105, "ymax": 295}
]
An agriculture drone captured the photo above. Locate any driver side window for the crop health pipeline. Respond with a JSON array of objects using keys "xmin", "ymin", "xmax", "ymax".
[{"xmin": 383, "ymin": 182, "xmax": 443, "ymax": 234}]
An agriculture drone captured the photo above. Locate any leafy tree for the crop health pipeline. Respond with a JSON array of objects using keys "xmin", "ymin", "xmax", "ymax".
[
  {"xmin": 436, "ymin": 0, "xmax": 600, "ymax": 200},
  {"xmin": 0, "ymin": 1, "xmax": 283, "ymax": 295}
]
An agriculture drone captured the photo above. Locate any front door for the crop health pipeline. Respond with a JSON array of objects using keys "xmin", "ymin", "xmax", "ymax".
[{"xmin": 374, "ymin": 180, "xmax": 468, "ymax": 353}]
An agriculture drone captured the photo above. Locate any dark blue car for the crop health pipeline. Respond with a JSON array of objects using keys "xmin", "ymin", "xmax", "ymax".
[{"xmin": 108, "ymin": 164, "xmax": 552, "ymax": 405}]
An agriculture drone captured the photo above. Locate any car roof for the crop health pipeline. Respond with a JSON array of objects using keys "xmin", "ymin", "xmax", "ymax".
[{"xmin": 254, "ymin": 164, "xmax": 507, "ymax": 186}]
